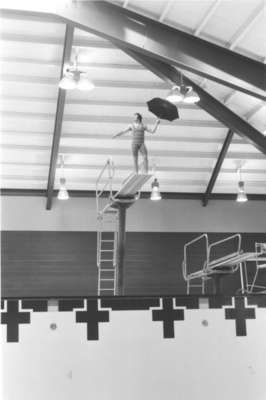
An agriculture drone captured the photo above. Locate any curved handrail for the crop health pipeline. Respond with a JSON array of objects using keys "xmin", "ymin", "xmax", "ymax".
[
  {"xmin": 96, "ymin": 157, "xmax": 115, "ymax": 215},
  {"xmin": 182, "ymin": 234, "xmax": 209, "ymax": 280}
]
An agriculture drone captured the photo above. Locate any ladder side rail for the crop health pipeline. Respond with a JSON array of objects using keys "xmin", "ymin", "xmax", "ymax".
[{"xmin": 113, "ymin": 214, "xmax": 118, "ymax": 266}]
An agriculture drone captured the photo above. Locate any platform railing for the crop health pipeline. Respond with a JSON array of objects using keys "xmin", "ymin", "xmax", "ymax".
[
  {"xmin": 207, "ymin": 234, "xmax": 242, "ymax": 274},
  {"xmin": 183, "ymin": 234, "xmax": 209, "ymax": 281}
]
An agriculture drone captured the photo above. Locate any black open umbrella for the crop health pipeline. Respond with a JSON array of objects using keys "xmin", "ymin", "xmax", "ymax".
[{"xmin": 147, "ymin": 97, "xmax": 179, "ymax": 121}]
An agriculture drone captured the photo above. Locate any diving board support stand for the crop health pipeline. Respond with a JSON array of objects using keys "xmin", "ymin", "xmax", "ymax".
[
  {"xmin": 116, "ymin": 203, "xmax": 128, "ymax": 296},
  {"xmin": 96, "ymin": 160, "xmax": 152, "ymax": 295}
]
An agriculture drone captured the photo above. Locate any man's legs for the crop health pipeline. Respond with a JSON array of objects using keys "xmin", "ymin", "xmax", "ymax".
[
  {"xmin": 132, "ymin": 143, "xmax": 139, "ymax": 173},
  {"xmin": 140, "ymin": 144, "xmax": 148, "ymax": 173}
]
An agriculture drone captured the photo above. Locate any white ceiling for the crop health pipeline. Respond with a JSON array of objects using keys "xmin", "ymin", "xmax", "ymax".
[{"xmin": 0, "ymin": 0, "xmax": 266, "ymax": 194}]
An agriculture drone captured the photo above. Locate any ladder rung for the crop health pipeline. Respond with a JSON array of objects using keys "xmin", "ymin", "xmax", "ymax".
[
  {"xmin": 101, "ymin": 250, "xmax": 113, "ymax": 252},
  {"xmin": 100, "ymin": 288, "xmax": 115, "ymax": 291},
  {"xmin": 101, "ymin": 240, "xmax": 115, "ymax": 242},
  {"xmin": 100, "ymin": 269, "xmax": 115, "ymax": 272},
  {"xmin": 100, "ymin": 279, "xmax": 115, "ymax": 281},
  {"xmin": 100, "ymin": 259, "xmax": 113, "ymax": 262}
]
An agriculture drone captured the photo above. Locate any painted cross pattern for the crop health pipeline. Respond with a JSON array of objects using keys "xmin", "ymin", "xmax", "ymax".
[
  {"xmin": 76, "ymin": 299, "xmax": 109, "ymax": 340},
  {"xmin": 1, "ymin": 300, "xmax": 30, "ymax": 342},
  {"xmin": 22, "ymin": 300, "xmax": 48, "ymax": 312},
  {"xmin": 59, "ymin": 299, "xmax": 84, "ymax": 312},
  {"xmin": 225, "ymin": 297, "xmax": 256, "ymax": 336},
  {"xmin": 1, "ymin": 296, "xmax": 264, "ymax": 342},
  {"xmin": 152, "ymin": 298, "xmax": 184, "ymax": 338}
]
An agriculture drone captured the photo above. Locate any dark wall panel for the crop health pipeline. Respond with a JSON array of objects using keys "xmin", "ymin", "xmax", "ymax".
[{"xmin": 2, "ymin": 231, "xmax": 266, "ymax": 297}]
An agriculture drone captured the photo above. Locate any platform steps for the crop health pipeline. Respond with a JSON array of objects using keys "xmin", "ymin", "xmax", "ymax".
[{"xmin": 97, "ymin": 208, "xmax": 118, "ymax": 296}]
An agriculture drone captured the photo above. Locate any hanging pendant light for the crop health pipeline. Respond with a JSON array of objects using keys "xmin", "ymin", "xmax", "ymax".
[
  {"xmin": 150, "ymin": 161, "xmax": 162, "ymax": 201},
  {"xmin": 58, "ymin": 178, "xmax": 69, "ymax": 200},
  {"xmin": 236, "ymin": 167, "xmax": 248, "ymax": 203},
  {"xmin": 59, "ymin": 72, "xmax": 76, "ymax": 90},
  {"xmin": 150, "ymin": 178, "xmax": 162, "ymax": 201},
  {"xmin": 166, "ymin": 85, "xmax": 184, "ymax": 103},
  {"xmin": 166, "ymin": 72, "xmax": 200, "ymax": 104},
  {"xmin": 183, "ymin": 86, "xmax": 200, "ymax": 104},
  {"xmin": 58, "ymin": 53, "xmax": 95, "ymax": 92},
  {"xmin": 76, "ymin": 73, "xmax": 95, "ymax": 91},
  {"xmin": 236, "ymin": 181, "xmax": 248, "ymax": 202},
  {"xmin": 57, "ymin": 155, "xmax": 69, "ymax": 201}
]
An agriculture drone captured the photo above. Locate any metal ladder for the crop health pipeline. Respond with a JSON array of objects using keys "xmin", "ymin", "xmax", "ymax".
[
  {"xmin": 96, "ymin": 158, "xmax": 117, "ymax": 295},
  {"xmin": 97, "ymin": 208, "xmax": 118, "ymax": 295}
]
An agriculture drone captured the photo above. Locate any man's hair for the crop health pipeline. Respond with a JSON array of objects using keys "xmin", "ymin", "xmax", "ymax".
[{"xmin": 135, "ymin": 113, "xmax": 142, "ymax": 122}]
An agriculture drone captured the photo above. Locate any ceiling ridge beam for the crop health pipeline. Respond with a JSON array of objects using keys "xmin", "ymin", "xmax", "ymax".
[
  {"xmin": 1, "ymin": 111, "xmax": 222, "ymax": 127},
  {"xmin": 2, "ymin": 143, "xmax": 264, "ymax": 160},
  {"xmin": 0, "ymin": 73, "xmax": 169, "ymax": 89},
  {"xmin": 3, "ymin": 174, "xmax": 266, "ymax": 187},
  {"xmin": 0, "ymin": 95, "xmax": 199, "ymax": 109},
  {"xmin": 2, "ymin": 131, "xmax": 230, "ymax": 144},
  {"xmin": 202, "ymin": 129, "xmax": 234, "ymax": 206},
  {"xmin": 0, "ymin": 56, "xmax": 144, "ymax": 69},
  {"xmin": 1, "ymin": 32, "xmax": 114, "ymax": 48},
  {"xmin": 46, "ymin": 24, "xmax": 73, "ymax": 210},
  {"xmin": 0, "ymin": 188, "xmax": 266, "ymax": 201},
  {"xmin": 3, "ymin": 162, "xmax": 265, "ymax": 175},
  {"xmin": 1, "ymin": 188, "xmax": 266, "ymax": 201}
]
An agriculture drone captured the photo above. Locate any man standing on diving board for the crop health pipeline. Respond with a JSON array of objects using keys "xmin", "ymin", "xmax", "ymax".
[{"xmin": 112, "ymin": 113, "xmax": 160, "ymax": 174}]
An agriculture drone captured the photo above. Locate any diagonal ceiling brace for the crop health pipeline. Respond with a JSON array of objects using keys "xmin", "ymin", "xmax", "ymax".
[
  {"xmin": 202, "ymin": 129, "xmax": 234, "ymax": 207},
  {"xmin": 55, "ymin": 0, "xmax": 266, "ymax": 100},
  {"xmin": 46, "ymin": 24, "xmax": 74, "ymax": 210},
  {"xmin": 118, "ymin": 47, "xmax": 266, "ymax": 155},
  {"xmin": 2, "ymin": 2, "xmax": 265, "ymax": 99}
]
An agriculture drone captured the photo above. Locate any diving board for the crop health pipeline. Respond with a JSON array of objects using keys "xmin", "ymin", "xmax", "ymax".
[{"xmin": 115, "ymin": 173, "xmax": 152, "ymax": 198}]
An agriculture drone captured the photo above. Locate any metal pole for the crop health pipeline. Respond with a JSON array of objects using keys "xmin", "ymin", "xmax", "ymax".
[{"xmin": 116, "ymin": 204, "xmax": 127, "ymax": 295}]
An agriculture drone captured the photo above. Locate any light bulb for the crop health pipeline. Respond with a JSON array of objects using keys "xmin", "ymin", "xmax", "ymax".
[
  {"xmin": 183, "ymin": 88, "xmax": 200, "ymax": 103},
  {"xmin": 58, "ymin": 178, "xmax": 69, "ymax": 200},
  {"xmin": 76, "ymin": 75, "xmax": 95, "ymax": 91},
  {"xmin": 166, "ymin": 86, "xmax": 183, "ymax": 103},
  {"xmin": 59, "ymin": 73, "xmax": 76, "ymax": 90},
  {"xmin": 236, "ymin": 181, "xmax": 248, "ymax": 203},
  {"xmin": 150, "ymin": 178, "xmax": 162, "ymax": 201}
]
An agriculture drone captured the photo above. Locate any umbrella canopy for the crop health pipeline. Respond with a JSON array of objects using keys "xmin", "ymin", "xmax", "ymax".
[{"xmin": 147, "ymin": 97, "xmax": 179, "ymax": 121}]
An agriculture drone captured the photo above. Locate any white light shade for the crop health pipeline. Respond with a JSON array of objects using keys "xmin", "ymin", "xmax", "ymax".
[
  {"xmin": 166, "ymin": 86, "xmax": 183, "ymax": 103},
  {"xmin": 76, "ymin": 75, "xmax": 95, "ymax": 91},
  {"xmin": 58, "ymin": 178, "xmax": 69, "ymax": 200},
  {"xmin": 150, "ymin": 178, "xmax": 162, "ymax": 201},
  {"xmin": 236, "ymin": 181, "xmax": 248, "ymax": 203},
  {"xmin": 237, "ymin": 192, "xmax": 248, "ymax": 202},
  {"xmin": 59, "ymin": 73, "xmax": 76, "ymax": 90},
  {"xmin": 183, "ymin": 88, "xmax": 200, "ymax": 104}
]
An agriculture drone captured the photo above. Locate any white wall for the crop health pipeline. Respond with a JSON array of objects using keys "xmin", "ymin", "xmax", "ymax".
[
  {"xmin": 1, "ymin": 196, "xmax": 266, "ymax": 232},
  {"xmin": 1, "ymin": 300, "xmax": 266, "ymax": 400}
]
